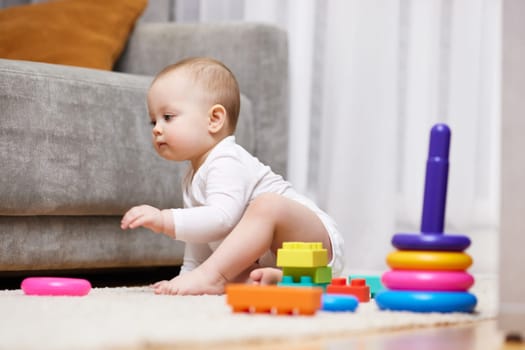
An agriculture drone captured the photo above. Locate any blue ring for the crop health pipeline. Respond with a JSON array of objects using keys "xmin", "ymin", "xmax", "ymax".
[
  {"xmin": 375, "ymin": 290, "xmax": 477, "ymax": 313},
  {"xmin": 392, "ymin": 233, "xmax": 471, "ymax": 251},
  {"xmin": 322, "ymin": 294, "xmax": 359, "ymax": 312}
]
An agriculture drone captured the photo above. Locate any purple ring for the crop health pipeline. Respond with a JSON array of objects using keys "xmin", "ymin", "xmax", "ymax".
[{"xmin": 392, "ymin": 233, "xmax": 470, "ymax": 251}]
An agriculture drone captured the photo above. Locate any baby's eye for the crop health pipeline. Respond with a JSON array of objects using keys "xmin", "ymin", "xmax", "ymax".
[
  {"xmin": 150, "ymin": 120, "xmax": 156, "ymax": 127},
  {"xmin": 163, "ymin": 114, "xmax": 174, "ymax": 122}
]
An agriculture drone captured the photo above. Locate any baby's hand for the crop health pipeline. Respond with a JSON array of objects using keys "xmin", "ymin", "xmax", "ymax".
[{"xmin": 121, "ymin": 205, "xmax": 166, "ymax": 235}]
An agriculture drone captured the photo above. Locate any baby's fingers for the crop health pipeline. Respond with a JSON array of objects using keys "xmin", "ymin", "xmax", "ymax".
[{"xmin": 121, "ymin": 207, "xmax": 145, "ymax": 229}]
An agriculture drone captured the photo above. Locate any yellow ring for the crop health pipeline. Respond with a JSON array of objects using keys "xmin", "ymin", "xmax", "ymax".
[{"xmin": 386, "ymin": 251, "xmax": 472, "ymax": 270}]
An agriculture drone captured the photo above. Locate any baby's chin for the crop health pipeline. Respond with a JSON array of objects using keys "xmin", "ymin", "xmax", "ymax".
[{"xmin": 154, "ymin": 147, "xmax": 176, "ymax": 160}]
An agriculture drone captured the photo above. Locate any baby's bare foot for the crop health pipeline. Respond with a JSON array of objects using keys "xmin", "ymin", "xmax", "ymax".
[
  {"xmin": 249, "ymin": 267, "xmax": 283, "ymax": 285},
  {"xmin": 152, "ymin": 266, "xmax": 227, "ymax": 295}
]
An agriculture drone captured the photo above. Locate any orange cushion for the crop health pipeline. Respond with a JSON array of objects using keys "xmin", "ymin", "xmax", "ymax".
[{"xmin": 0, "ymin": 0, "xmax": 148, "ymax": 70}]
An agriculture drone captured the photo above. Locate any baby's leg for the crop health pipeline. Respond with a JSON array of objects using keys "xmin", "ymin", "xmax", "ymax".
[{"xmin": 154, "ymin": 193, "xmax": 332, "ymax": 295}]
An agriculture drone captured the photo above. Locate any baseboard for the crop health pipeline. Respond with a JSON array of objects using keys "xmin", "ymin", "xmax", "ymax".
[
  {"xmin": 0, "ymin": 265, "xmax": 181, "ymax": 290},
  {"xmin": 499, "ymin": 302, "xmax": 525, "ymax": 340}
]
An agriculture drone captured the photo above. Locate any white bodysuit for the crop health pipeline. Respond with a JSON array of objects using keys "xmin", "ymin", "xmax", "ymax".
[{"xmin": 172, "ymin": 136, "xmax": 345, "ymax": 276}]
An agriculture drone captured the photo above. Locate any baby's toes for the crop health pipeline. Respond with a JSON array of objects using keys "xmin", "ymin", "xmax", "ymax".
[
  {"xmin": 151, "ymin": 280, "xmax": 167, "ymax": 289},
  {"xmin": 154, "ymin": 281, "xmax": 180, "ymax": 295}
]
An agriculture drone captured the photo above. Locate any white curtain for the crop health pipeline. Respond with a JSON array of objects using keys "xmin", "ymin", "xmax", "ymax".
[{"xmin": 175, "ymin": 0, "xmax": 501, "ymax": 274}]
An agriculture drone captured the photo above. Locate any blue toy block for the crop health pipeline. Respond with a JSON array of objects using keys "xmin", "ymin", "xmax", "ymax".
[{"xmin": 322, "ymin": 294, "xmax": 359, "ymax": 312}]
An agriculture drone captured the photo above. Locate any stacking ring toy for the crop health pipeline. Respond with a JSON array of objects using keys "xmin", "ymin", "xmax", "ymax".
[
  {"xmin": 375, "ymin": 290, "xmax": 477, "ymax": 313},
  {"xmin": 392, "ymin": 233, "xmax": 470, "ymax": 252},
  {"xmin": 378, "ymin": 125, "xmax": 477, "ymax": 313},
  {"xmin": 21, "ymin": 277, "xmax": 91, "ymax": 296},
  {"xmin": 322, "ymin": 294, "xmax": 359, "ymax": 312},
  {"xmin": 382, "ymin": 270, "xmax": 474, "ymax": 291},
  {"xmin": 391, "ymin": 124, "xmax": 470, "ymax": 252},
  {"xmin": 386, "ymin": 251, "xmax": 472, "ymax": 270}
]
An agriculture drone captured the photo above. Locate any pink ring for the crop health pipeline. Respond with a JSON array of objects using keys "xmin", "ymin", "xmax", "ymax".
[
  {"xmin": 21, "ymin": 277, "xmax": 91, "ymax": 296},
  {"xmin": 382, "ymin": 270, "xmax": 474, "ymax": 291}
]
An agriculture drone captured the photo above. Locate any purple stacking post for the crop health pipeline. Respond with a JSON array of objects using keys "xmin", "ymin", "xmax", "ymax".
[
  {"xmin": 420, "ymin": 124, "xmax": 450, "ymax": 234},
  {"xmin": 391, "ymin": 123, "xmax": 470, "ymax": 251}
]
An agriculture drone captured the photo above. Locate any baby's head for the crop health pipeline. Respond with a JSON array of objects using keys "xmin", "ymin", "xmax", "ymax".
[{"xmin": 150, "ymin": 57, "xmax": 240, "ymax": 135}]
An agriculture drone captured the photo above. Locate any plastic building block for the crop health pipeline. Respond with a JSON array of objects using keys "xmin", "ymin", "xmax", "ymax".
[
  {"xmin": 322, "ymin": 294, "xmax": 359, "ymax": 312},
  {"xmin": 282, "ymin": 266, "xmax": 332, "ymax": 284},
  {"xmin": 350, "ymin": 275, "xmax": 384, "ymax": 298},
  {"xmin": 225, "ymin": 284, "xmax": 323, "ymax": 316},
  {"xmin": 276, "ymin": 242, "xmax": 328, "ymax": 268},
  {"xmin": 375, "ymin": 290, "xmax": 477, "ymax": 313},
  {"xmin": 278, "ymin": 276, "xmax": 329, "ymax": 290},
  {"xmin": 326, "ymin": 277, "xmax": 370, "ymax": 302},
  {"xmin": 279, "ymin": 275, "xmax": 316, "ymax": 287},
  {"xmin": 386, "ymin": 251, "xmax": 473, "ymax": 270}
]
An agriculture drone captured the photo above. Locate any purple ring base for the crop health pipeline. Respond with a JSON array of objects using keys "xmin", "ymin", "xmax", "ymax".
[{"xmin": 392, "ymin": 232, "xmax": 471, "ymax": 251}]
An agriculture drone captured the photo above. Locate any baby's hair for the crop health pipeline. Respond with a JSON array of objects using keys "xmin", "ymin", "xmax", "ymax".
[{"xmin": 154, "ymin": 57, "xmax": 241, "ymax": 133}]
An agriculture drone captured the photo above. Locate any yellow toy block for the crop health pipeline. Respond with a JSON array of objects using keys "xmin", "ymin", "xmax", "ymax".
[{"xmin": 276, "ymin": 242, "xmax": 328, "ymax": 268}]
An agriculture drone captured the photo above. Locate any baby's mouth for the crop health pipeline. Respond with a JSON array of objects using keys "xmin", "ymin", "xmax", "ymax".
[{"xmin": 157, "ymin": 141, "xmax": 167, "ymax": 148}]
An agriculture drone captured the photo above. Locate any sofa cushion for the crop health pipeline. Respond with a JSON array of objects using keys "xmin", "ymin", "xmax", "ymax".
[
  {"xmin": 0, "ymin": 0, "xmax": 147, "ymax": 70},
  {"xmin": 0, "ymin": 216, "xmax": 185, "ymax": 270},
  {"xmin": 0, "ymin": 58, "xmax": 255, "ymax": 216}
]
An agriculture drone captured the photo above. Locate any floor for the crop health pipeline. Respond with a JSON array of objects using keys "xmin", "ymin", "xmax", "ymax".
[
  {"xmin": 5, "ymin": 269, "xmax": 522, "ymax": 350},
  {"xmin": 173, "ymin": 320, "xmax": 522, "ymax": 350}
]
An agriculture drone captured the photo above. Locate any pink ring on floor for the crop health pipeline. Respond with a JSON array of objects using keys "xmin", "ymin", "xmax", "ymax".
[
  {"xmin": 382, "ymin": 270, "xmax": 474, "ymax": 291},
  {"xmin": 21, "ymin": 277, "xmax": 91, "ymax": 296}
]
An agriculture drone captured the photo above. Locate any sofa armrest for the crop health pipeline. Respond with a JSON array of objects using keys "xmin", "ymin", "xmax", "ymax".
[{"xmin": 115, "ymin": 22, "xmax": 289, "ymax": 177}]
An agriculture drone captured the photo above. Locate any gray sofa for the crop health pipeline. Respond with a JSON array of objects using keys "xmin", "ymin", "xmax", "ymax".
[{"xmin": 0, "ymin": 22, "xmax": 289, "ymax": 273}]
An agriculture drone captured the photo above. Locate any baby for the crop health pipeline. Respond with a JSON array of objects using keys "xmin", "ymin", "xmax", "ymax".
[{"xmin": 120, "ymin": 57, "xmax": 345, "ymax": 295}]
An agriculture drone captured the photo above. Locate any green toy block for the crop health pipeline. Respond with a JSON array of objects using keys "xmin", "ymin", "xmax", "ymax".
[{"xmin": 282, "ymin": 266, "xmax": 332, "ymax": 284}]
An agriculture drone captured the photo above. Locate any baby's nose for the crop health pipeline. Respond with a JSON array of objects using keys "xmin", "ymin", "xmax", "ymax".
[{"xmin": 152, "ymin": 125, "xmax": 162, "ymax": 136}]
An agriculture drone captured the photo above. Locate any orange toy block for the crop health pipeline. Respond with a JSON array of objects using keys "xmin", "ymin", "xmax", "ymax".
[
  {"xmin": 326, "ymin": 277, "xmax": 370, "ymax": 302},
  {"xmin": 225, "ymin": 284, "xmax": 323, "ymax": 316}
]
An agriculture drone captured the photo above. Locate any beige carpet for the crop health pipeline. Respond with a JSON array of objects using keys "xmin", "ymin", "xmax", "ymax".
[{"xmin": 0, "ymin": 275, "xmax": 497, "ymax": 350}]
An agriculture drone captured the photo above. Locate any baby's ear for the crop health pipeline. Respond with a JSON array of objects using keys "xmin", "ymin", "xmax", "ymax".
[{"xmin": 208, "ymin": 104, "xmax": 228, "ymax": 134}]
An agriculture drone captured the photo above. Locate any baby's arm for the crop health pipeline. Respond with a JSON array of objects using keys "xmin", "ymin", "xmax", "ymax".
[
  {"xmin": 122, "ymin": 153, "xmax": 251, "ymax": 242},
  {"xmin": 169, "ymin": 157, "xmax": 253, "ymax": 243},
  {"xmin": 120, "ymin": 205, "xmax": 175, "ymax": 238}
]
